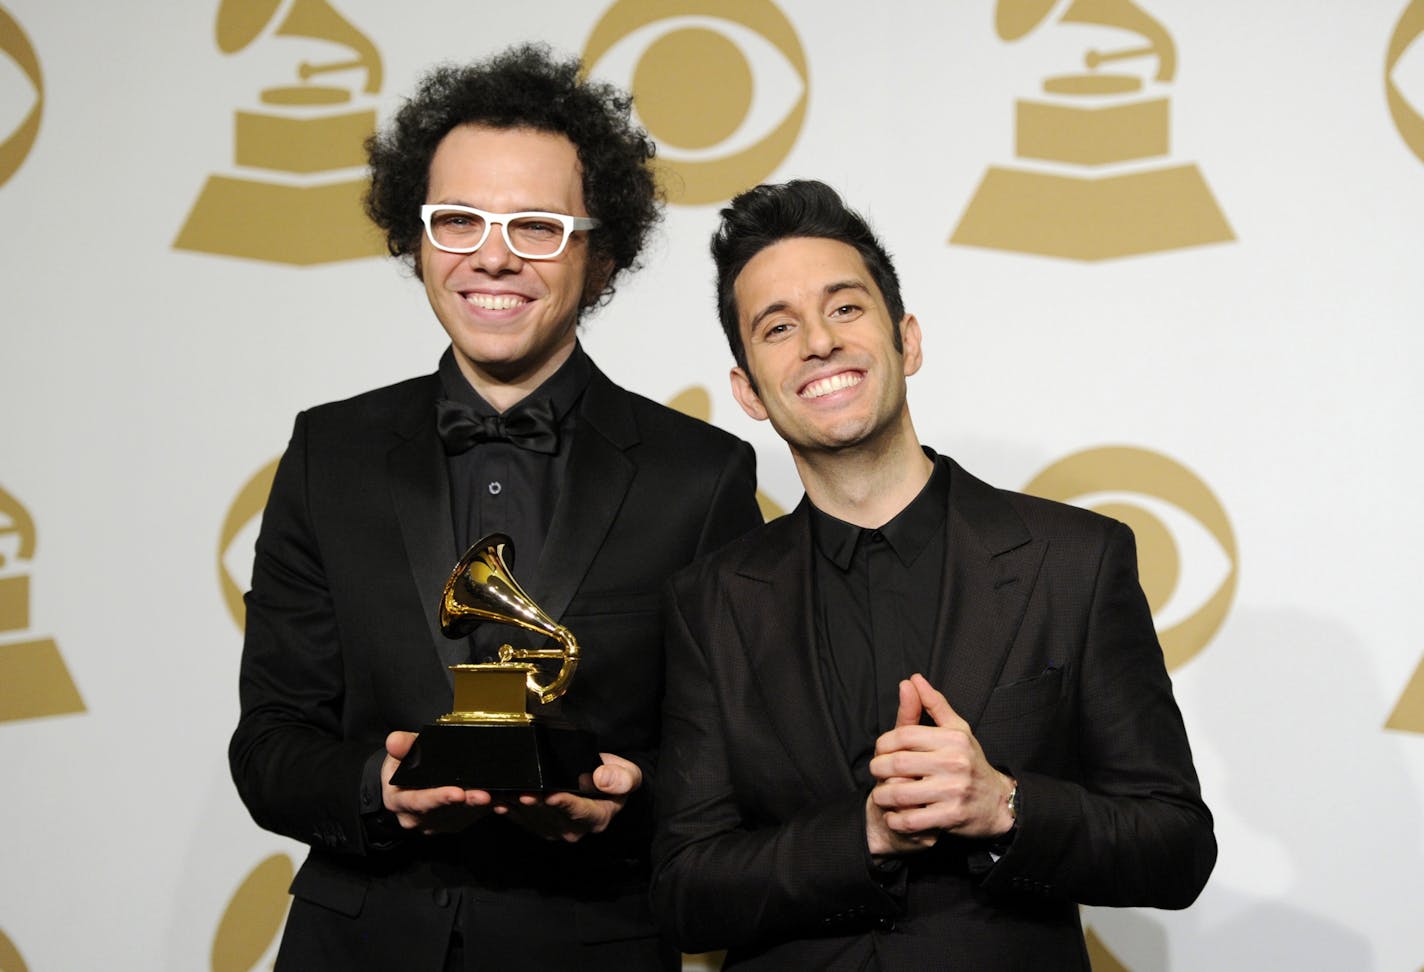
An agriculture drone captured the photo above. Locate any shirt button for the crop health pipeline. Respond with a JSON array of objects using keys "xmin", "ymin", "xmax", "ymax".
[{"xmin": 487, "ymin": 481, "xmax": 502, "ymax": 495}]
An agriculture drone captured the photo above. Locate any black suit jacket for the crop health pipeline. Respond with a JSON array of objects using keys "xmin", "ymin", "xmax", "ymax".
[
  {"xmin": 229, "ymin": 361, "xmax": 761, "ymax": 971},
  {"xmin": 651, "ymin": 456, "xmax": 1215, "ymax": 970}
]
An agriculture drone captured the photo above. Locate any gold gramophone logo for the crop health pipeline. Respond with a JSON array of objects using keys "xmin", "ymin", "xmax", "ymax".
[
  {"xmin": 1024, "ymin": 446, "xmax": 1236, "ymax": 671},
  {"xmin": 1387, "ymin": 654, "xmax": 1424, "ymax": 734},
  {"xmin": 0, "ymin": 4, "xmax": 42, "ymax": 190},
  {"xmin": 0, "ymin": 485, "xmax": 84, "ymax": 723},
  {"xmin": 218, "ymin": 459, "xmax": 280, "ymax": 630},
  {"xmin": 1387, "ymin": 0, "xmax": 1424, "ymax": 165},
  {"xmin": 952, "ymin": 0, "xmax": 1234, "ymax": 261},
  {"xmin": 584, "ymin": 0, "xmax": 807, "ymax": 206},
  {"xmin": 174, "ymin": 0, "xmax": 385, "ymax": 266}
]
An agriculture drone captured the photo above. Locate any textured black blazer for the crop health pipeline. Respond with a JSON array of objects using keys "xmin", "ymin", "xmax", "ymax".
[
  {"xmin": 229, "ymin": 361, "xmax": 761, "ymax": 971},
  {"xmin": 651, "ymin": 455, "xmax": 1215, "ymax": 970}
]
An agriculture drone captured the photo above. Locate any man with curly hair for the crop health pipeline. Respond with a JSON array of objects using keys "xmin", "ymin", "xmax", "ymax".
[{"xmin": 230, "ymin": 44, "xmax": 760, "ymax": 971}]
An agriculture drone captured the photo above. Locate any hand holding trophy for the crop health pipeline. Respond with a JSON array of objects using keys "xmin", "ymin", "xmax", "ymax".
[{"xmin": 389, "ymin": 534, "xmax": 599, "ymax": 792}]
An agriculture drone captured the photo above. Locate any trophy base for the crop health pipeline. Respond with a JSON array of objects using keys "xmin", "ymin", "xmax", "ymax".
[{"xmin": 389, "ymin": 719, "xmax": 600, "ymax": 792}]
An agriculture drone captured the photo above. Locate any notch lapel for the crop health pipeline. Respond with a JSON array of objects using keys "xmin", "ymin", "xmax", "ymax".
[
  {"xmin": 533, "ymin": 367, "xmax": 636, "ymax": 620},
  {"xmin": 386, "ymin": 378, "xmax": 463, "ymax": 683},
  {"xmin": 929, "ymin": 459, "xmax": 1046, "ymax": 729}
]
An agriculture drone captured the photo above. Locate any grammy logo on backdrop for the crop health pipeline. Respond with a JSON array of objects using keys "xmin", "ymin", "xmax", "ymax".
[
  {"xmin": 1387, "ymin": 657, "xmax": 1424, "ymax": 734},
  {"xmin": 0, "ymin": 485, "xmax": 84, "ymax": 724},
  {"xmin": 952, "ymin": 0, "xmax": 1233, "ymax": 261},
  {"xmin": 174, "ymin": 0, "xmax": 385, "ymax": 266}
]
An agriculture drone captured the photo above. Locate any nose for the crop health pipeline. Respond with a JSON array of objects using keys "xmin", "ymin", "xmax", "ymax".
[
  {"xmin": 799, "ymin": 315, "xmax": 840, "ymax": 359},
  {"xmin": 470, "ymin": 223, "xmax": 522, "ymax": 273}
]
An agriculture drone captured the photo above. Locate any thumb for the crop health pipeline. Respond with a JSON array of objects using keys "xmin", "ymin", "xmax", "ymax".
[
  {"xmin": 385, "ymin": 730, "xmax": 417, "ymax": 760},
  {"xmin": 910, "ymin": 673, "xmax": 966, "ymax": 730},
  {"xmin": 592, "ymin": 753, "xmax": 641, "ymax": 796},
  {"xmin": 895, "ymin": 678, "xmax": 923, "ymax": 727}
]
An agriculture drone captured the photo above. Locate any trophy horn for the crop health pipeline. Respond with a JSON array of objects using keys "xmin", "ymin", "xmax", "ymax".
[{"xmin": 439, "ymin": 534, "xmax": 579, "ymax": 704}]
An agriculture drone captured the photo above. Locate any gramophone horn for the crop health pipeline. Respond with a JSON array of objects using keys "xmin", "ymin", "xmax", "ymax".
[{"xmin": 439, "ymin": 534, "xmax": 580, "ymax": 704}]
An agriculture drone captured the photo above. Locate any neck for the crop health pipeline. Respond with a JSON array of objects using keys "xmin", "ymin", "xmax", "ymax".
[
  {"xmin": 453, "ymin": 341, "xmax": 575, "ymax": 414},
  {"xmin": 791, "ymin": 417, "xmax": 933, "ymax": 528}
]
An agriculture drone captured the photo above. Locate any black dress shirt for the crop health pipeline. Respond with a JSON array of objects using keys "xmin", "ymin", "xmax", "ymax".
[
  {"xmin": 437, "ymin": 343, "xmax": 591, "ymax": 663},
  {"xmin": 809, "ymin": 450, "xmax": 950, "ymax": 785}
]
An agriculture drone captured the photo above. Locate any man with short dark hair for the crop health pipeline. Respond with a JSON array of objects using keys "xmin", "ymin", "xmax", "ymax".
[
  {"xmin": 650, "ymin": 179, "xmax": 1214, "ymax": 969},
  {"xmin": 230, "ymin": 45, "xmax": 760, "ymax": 971}
]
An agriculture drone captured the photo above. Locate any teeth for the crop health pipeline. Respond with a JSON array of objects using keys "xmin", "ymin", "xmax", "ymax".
[
  {"xmin": 801, "ymin": 372, "xmax": 863, "ymax": 399},
  {"xmin": 464, "ymin": 293, "xmax": 528, "ymax": 310}
]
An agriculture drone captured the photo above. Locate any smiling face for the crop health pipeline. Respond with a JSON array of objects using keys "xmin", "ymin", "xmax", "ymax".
[
  {"xmin": 420, "ymin": 124, "xmax": 608, "ymax": 399},
  {"xmin": 730, "ymin": 236, "xmax": 922, "ymax": 460}
]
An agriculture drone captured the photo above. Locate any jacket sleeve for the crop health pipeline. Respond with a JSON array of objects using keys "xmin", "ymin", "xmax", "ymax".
[
  {"xmin": 228, "ymin": 412, "xmax": 385, "ymax": 856},
  {"xmin": 649, "ymin": 571, "xmax": 899, "ymax": 953},
  {"xmin": 621, "ymin": 437, "xmax": 762, "ymax": 803},
  {"xmin": 981, "ymin": 520, "xmax": 1217, "ymax": 908}
]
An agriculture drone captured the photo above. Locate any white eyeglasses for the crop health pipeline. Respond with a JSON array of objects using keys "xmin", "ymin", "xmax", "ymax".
[{"xmin": 420, "ymin": 205, "xmax": 600, "ymax": 259}]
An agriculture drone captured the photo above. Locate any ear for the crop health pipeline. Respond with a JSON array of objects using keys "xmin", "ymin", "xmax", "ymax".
[
  {"xmin": 900, "ymin": 313, "xmax": 924, "ymax": 378},
  {"xmin": 730, "ymin": 366, "xmax": 769, "ymax": 422}
]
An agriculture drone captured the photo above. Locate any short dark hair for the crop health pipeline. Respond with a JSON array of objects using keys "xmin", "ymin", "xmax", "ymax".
[
  {"xmin": 365, "ymin": 43, "xmax": 661, "ymax": 309},
  {"xmin": 711, "ymin": 179, "xmax": 905, "ymax": 372}
]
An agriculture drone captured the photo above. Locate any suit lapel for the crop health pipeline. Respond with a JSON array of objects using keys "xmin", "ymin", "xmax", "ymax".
[
  {"xmin": 385, "ymin": 376, "xmax": 463, "ymax": 682},
  {"xmin": 533, "ymin": 365, "xmax": 636, "ymax": 620},
  {"xmin": 929, "ymin": 458, "xmax": 1046, "ymax": 729},
  {"xmin": 733, "ymin": 505, "xmax": 858, "ymax": 798}
]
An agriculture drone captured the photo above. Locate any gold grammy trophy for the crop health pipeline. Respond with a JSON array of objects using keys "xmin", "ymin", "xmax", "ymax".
[
  {"xmin": 389, "ymin": 534, "xmax": 600, "ymax": 791},
  {"xmin": 173, "ymin": 0, "xmax": 385, "ymax": 265},
  {"xmin": 952, "ymin": 0, "xmax": 1233, "ymax": 260}
]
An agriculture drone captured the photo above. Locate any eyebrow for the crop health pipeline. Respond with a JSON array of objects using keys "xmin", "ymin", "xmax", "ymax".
[
  {"xmin": 747, "ymin": 279, "xmax": 872, "ymax": 334},
  {"xmin": 430, "ymin": 199, "xmax": 575, "ymax": 215}
]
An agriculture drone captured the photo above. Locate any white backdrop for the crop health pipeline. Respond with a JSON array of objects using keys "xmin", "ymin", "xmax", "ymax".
[{"xmin": 2, "ymin": 1, "xmax": 1423, "ymax": 969}]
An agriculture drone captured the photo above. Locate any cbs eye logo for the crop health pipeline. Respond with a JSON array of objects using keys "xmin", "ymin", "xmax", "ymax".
[
  {"xmin": 218, "ymin": 459, "xmax": 279, "ymax": 630},
  {"xmin": 584, "ymin": 0, "xmax": 808, "ymax": 206},
  {"xmin": 1024, "ymin": 446, "xmax": 1237, "ymax": 671},
  {"xmin": 211, "ymin": 852, "xmax": 294, "ymax": 972},
  {"xmin": 1387, "ymin": 0, "xmax": 1424, "ymax": 164},
  {"xmin": 0, "ymin": 4, "xmax": 43, "ymax": 189},
  {"xmin": 0, "ymin": 926, "xmax": 30, "ymax": 972}
]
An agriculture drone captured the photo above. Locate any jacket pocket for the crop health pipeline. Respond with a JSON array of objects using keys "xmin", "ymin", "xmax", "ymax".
[
  {"xmin": 976, "ymin": 664, "xmax": 1067, "ymax": 727},
  {"xmin": 288, "ymin": 857, "xmax": 369, "ymax": 918},
  {"xmin": 565, "ymin": 590, "xmax": 660, "ymax": 618}
]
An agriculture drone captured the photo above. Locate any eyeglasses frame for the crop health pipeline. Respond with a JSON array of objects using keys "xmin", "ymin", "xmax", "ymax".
[{"xmin": 419, "ymin": 204, "xmax": 600, "ymax": 260}]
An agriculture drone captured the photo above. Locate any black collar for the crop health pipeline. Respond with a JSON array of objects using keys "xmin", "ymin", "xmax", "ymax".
[{"xmin": 810, "ymin": 448, "xmax": 950, "ymax": 570}]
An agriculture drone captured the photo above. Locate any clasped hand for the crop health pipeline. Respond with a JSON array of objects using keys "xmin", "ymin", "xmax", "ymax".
[
  {"xmin": 865, "ymin": 674, "xmax": 1015, "ymax": 856},
  {"xmin": 381, "ymin": 730, "xmax": 640, "ymax": 841}
]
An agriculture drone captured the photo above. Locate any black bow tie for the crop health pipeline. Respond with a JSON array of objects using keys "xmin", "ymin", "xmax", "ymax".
[{"xmin": 436, "ymin": 397, "xmax": 560, "ymax": 455}]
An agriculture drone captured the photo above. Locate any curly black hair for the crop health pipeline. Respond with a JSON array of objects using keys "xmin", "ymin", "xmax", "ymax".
[
  {"xmin": 365, "ymin": 43, "xmax": 662, "ymax": 309},
  {"xmin": 711, "ymin": 180, "xmax": 905, "ymax": 374}
]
